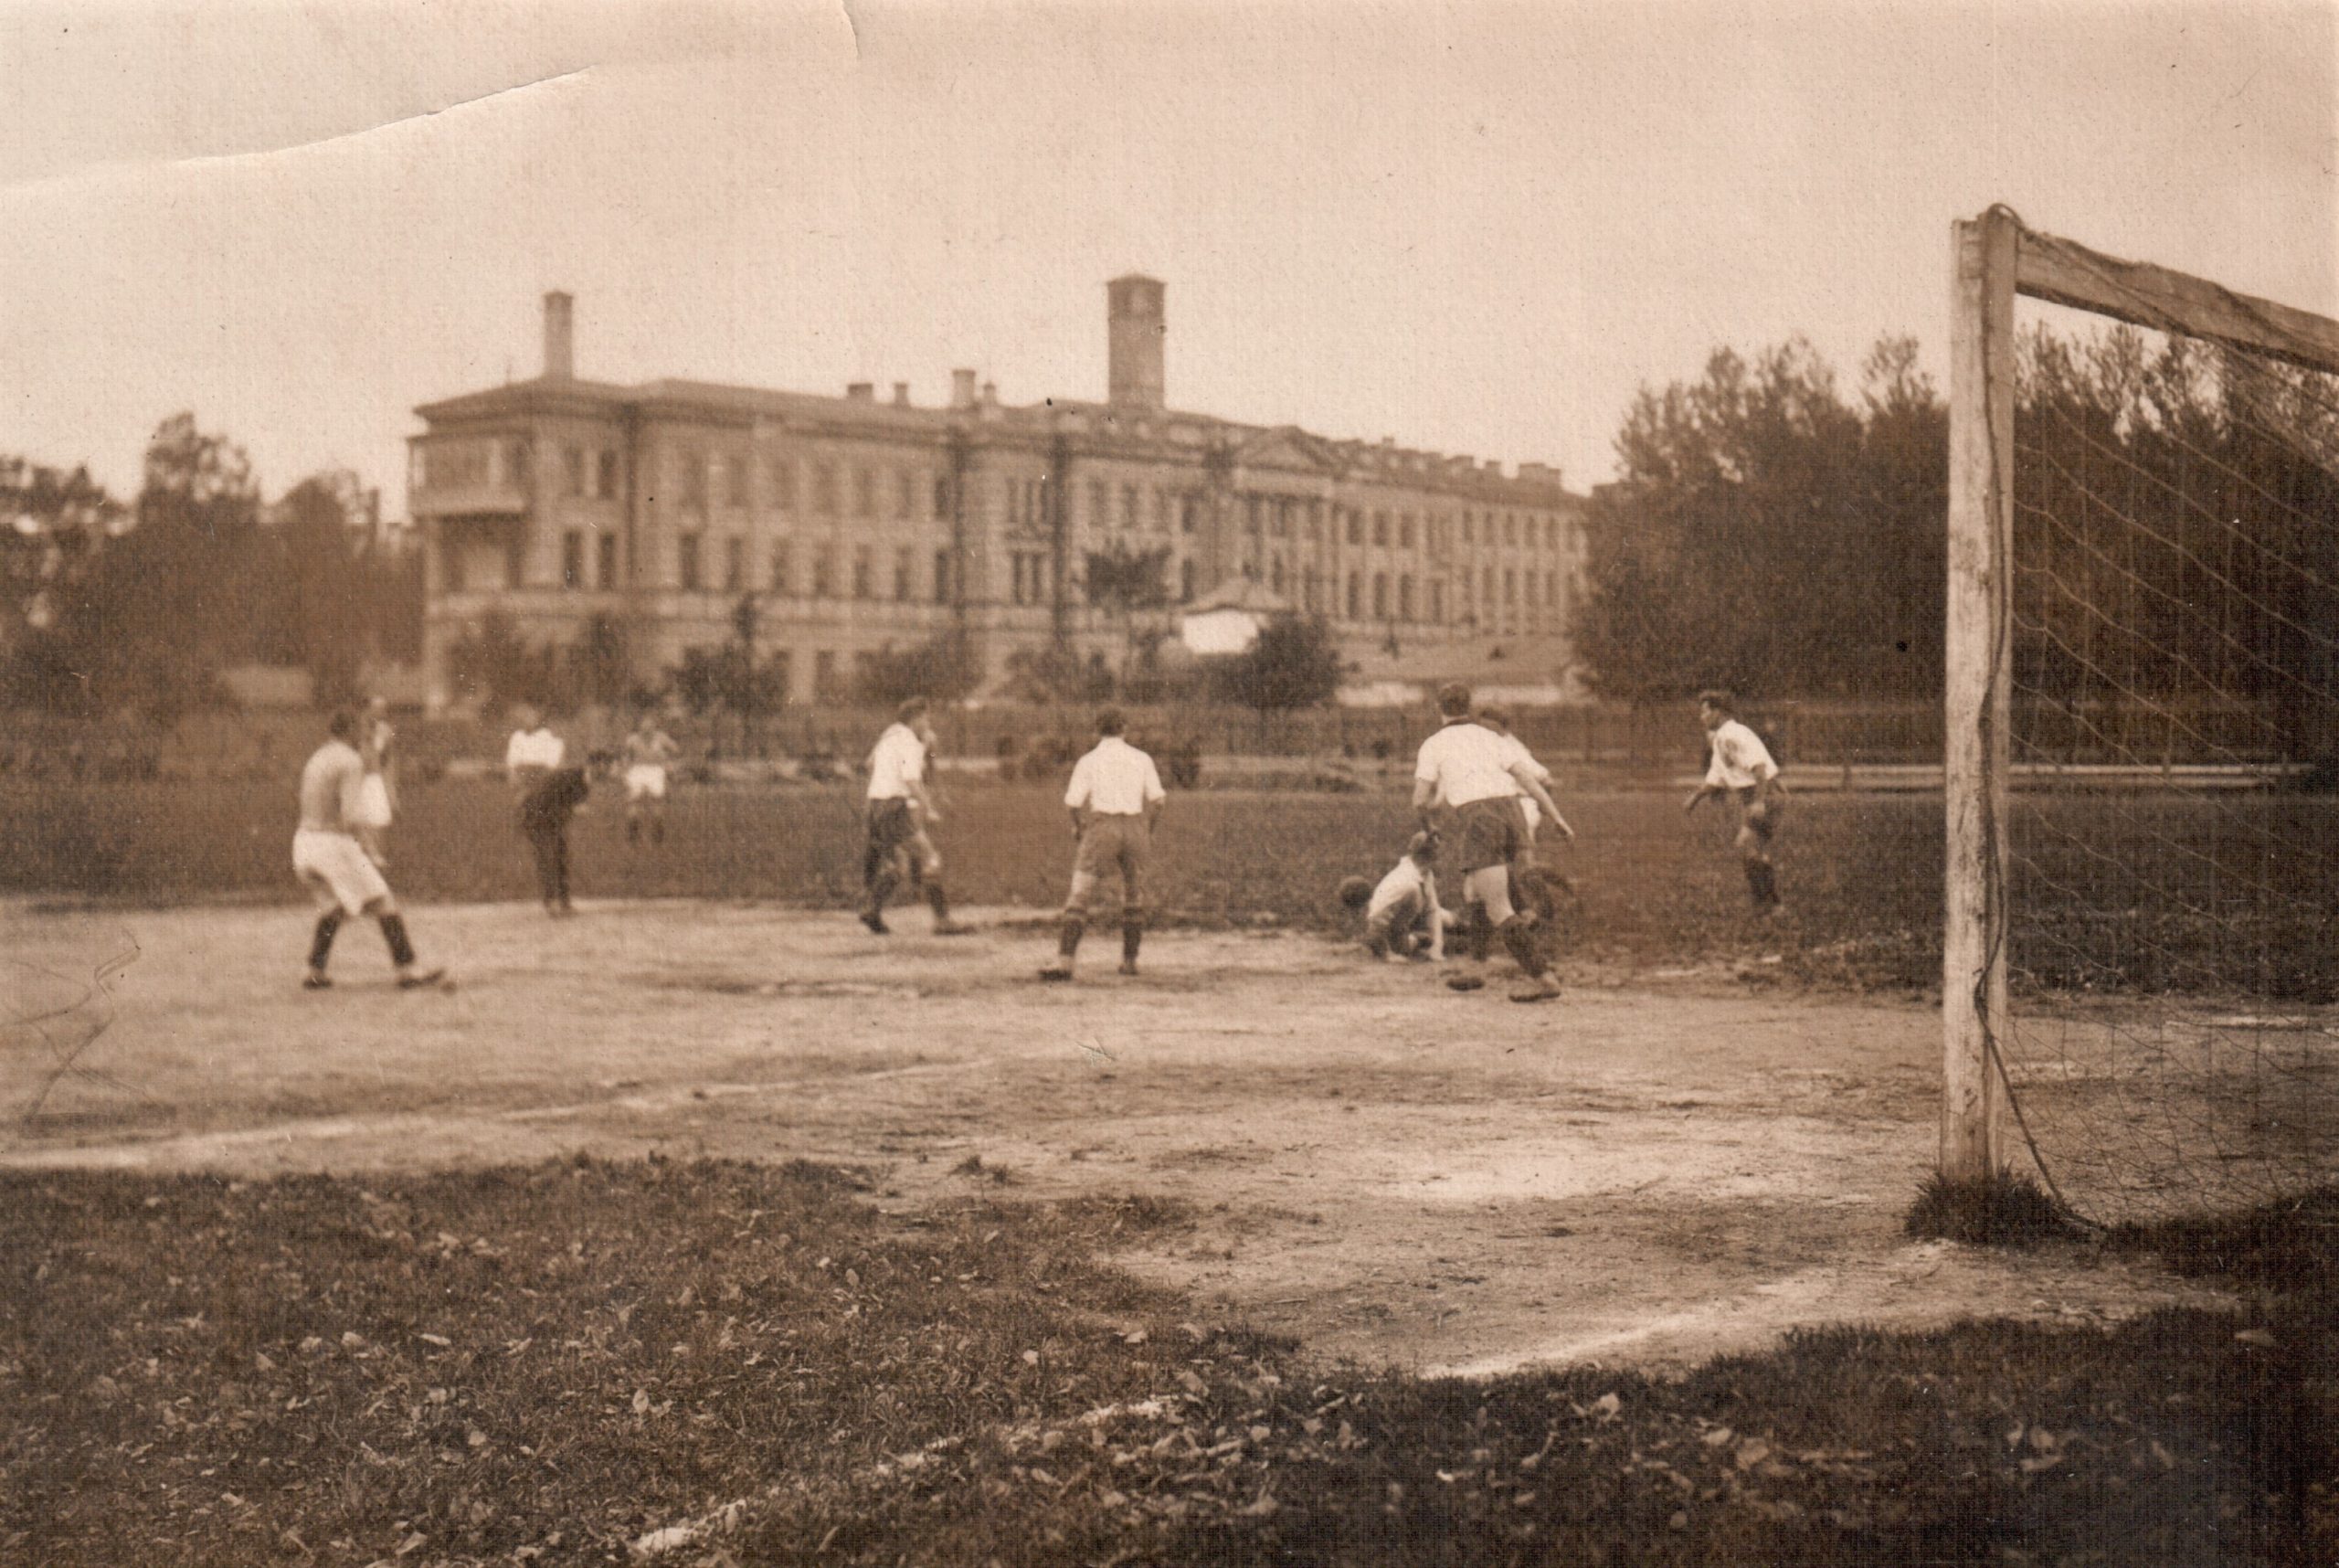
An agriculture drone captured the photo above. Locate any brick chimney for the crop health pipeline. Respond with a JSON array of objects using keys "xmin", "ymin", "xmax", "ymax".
[
  {"xmin": 543, "ymin": 291, "xmax": 574, "ymax": 380},
  {"xmin": 846, "ymin": 381, "xmax": 874, "ymax": 402},
  {"xmin": 951, "ymin": 368, "xmax": 978, "ymax": 409},
  {"xmin": 1107, "ymin": 275, "xmax": 1165, "ymax": 410}
]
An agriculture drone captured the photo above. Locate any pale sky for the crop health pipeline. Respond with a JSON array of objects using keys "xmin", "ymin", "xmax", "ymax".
[{"xmin": 1, "ymin": 0, "xmax": 2332, "ymax": 514}]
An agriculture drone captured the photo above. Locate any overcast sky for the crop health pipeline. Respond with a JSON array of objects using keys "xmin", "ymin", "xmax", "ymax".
[{"xmin": 1, "ymin": 0, "xmax": 2331, "ymax": 514}]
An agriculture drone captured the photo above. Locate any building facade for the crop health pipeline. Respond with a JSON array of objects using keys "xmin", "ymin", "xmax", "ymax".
[{"xmin": 410, "ymin": 278, "xmax": 1587, "ymax": 708}]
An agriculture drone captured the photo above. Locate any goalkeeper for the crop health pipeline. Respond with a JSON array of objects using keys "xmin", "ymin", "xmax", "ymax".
[
  {"xmin": 1684, "ymin": 688, "xmax": 1787, "ymax": 916},
  {"xmin": 1338, "ymin": 830, "xmax": 1449, "ymax": 962}
]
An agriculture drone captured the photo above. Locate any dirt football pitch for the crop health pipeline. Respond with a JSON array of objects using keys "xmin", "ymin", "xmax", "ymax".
[{"xmin": 0, "ymin": 897, "xmax": 2234, "ymax": 1374}]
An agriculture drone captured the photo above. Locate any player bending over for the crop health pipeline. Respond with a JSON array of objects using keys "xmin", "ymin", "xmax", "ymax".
[
  {"xmin": 1683, "ymin": 688, "xmax": 1787, "ymax": 916},
  {"xmin": 294, "ymin": 709, "xmax": 446, "ymax": 991},
  {"xmin": 1338, "ymin": 830, "xmax": 1449, "ymax": 962},
  {"xmin": 1413, "ymin": 682, "xmax": 1561, "ymax": 1002},
  {"xmin": 1040, "ymin": 709, "xmax": 1165, "ymax": 981}
]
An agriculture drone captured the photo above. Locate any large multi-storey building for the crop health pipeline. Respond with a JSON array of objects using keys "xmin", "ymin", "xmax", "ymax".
[{"xmin": 410, "ymin": 279, "xmax": 1585, "ymax": 708}]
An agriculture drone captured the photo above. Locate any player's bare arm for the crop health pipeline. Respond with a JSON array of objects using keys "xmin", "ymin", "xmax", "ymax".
[{"xmin": 1515, "ymin": 767, "xmax": 1571, "ymax": 841}]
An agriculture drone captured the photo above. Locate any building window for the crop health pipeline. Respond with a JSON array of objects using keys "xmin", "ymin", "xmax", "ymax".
[
  {"xmin": 1270, "ymin": 556, "xmax": 1286, "ymax": 594},
  {"xmin": 812, "ymin": 461, "xmax": 838, "ymax": 514},
  {"xmin": 727, "ymin": 452, "xmax": 750, "ymax": 508},
  {"xmin": 1372, "ymin": 574, "xmax": 1389, "ymax": 619},
  {"xmin": 894, "ymin": 546, "xmax": 913, "ymax": 601},
  {"xmin": 1504, "ymin": 513, "xmax": 1519, "ymax": 546},
  {"xmin": 1090, "ymin": 480, "xmax": 1108, "ymax": 529},
  {"xmin": 1180, "ymin": 558, "xmax": 1196, "ymax": 602},
  {"xmin": 597, "ymin": 532, "xmax": 618, "ymax": 588},
  {"xmin": 768, "ymin": 456, "xmax": 796, "ymax": 512},
  {"xmin": 1244, "ymin": 495, "xmax": 1261, "ymax": 535},
  {"xmin": 442, "ymin": 540, "xmax": 465, "ymax": 592},
  {"xmin": 1307, "ymin": 503, "xmax": 1323, "ymax": 543},
  {"xmin": 1345, "ymin": 572, "xmax": 1360, "ymax": 620},
  {"xmin": 679, "ymin": 449, "xmax": 707, "ymax": 513},
  {"xmin": 895, "ymin": 470, "xmax": 915, "ymax": 521},
  {"xmin": 678, "ymin": 534, "xmax": 703, "ymax": 591},
  {"xmin": 770, "ymin": 540, "xmax": 792, "ymax": 595},
  {"xmin": 1399, "ymin": 575, "xmax": 1414, "ymax": 621},
  {"xmin": 934, "ymin": 548, "xmax": 952, "ymax": 604},
  {"xmin": 502, "ymin": 438, "xmax": 532, "ymax": 490},
  {"xmin": 725, "ymin": 536, "xmax": 745, "ymax": 592},
  {"xmin": 1399, "ymin": 514, "xmax": 1415, "ymax": 549},
  {"xmin": 1153, "ymin": 488, "xmax": 1170, "ymax": 531},
  {"xmin": 812, "ymin": 546, "xmax": 835, "ymax": 599},
  {"xmin": 1462, "ymin": 512, "xmax": 1476, "ymax": 546},
  {"xmin": 933, "ymin": 475, "xmax": 951, "ymax": 520},
  {"xmin": 852, "ymin": 546, "xmax": 873, "ymax": 599},
  {"xmin": 1345, "ymin": 509, "xmax": 1362, "ymax": 546},
  {"xmin": 562, "ymin": 446, "xmax": 586, "ymax": 497},
  {"xmin": 1122, "ymin": 485, "xmax": 1138, "ymax": 531},
  {"xmin": 1483, "ymin": 566, "xmax": 1496, "ymax": 609},
  {"xmin": 561, "ymin": 530, "xmax": 584, "ymax": 589},
  {"xmin": 814, "ymin": 651, "xmax": 839, "ymax": 701},
  {"xmin": 767, "ymin": 650, "xmax": 791, "ymax": 705},
  {"xmin": 1429, "ymin": 579, "xmax": 1445, "ymax": 623},
  {"xmin": 1371, "ymin": 512, "xmax": 1389, "ymax": 547},
  {"xmin": 854, "ymin": 467, "xmax": 876, "ymax": 519},
  {"xmin": 1503, "ymin": 567, "xmax": 1517, "ymax": 604},
  {"xmin": 1180, "ymin": 494, "xmax": 1198, "ymax": 535},
  {"xmin": 597, "ymin": 449, "xmax": 619, "ymax": 500}
]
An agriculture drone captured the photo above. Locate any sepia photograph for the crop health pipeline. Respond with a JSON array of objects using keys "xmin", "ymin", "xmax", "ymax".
[{"xmin": 3, "ymin": 1, "xmax": 2336, "ymax": 1562}]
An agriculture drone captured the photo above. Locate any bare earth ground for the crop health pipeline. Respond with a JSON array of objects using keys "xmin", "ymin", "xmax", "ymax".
[{"xmin": 0, "ymin": 898, "xmax": 2237, "ymax": 1377}]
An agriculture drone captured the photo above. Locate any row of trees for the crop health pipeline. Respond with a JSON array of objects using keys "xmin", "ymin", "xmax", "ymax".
[
  {"xmin": 2, "ymin": 415, "xmax": 422, "ymax": 722},
  {"xmin": 1575, "ymin": 323, "xmax": 2339, "ymax": 731},
  {"xmin": 1575, "ymin": 335, "xmax": 1949, "ymax": 704}
]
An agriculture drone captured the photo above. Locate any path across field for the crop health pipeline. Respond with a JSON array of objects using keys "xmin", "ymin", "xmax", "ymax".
[{"xmin": 0, "ymin": 899, "xmax": 2234, "ymax": 1372}]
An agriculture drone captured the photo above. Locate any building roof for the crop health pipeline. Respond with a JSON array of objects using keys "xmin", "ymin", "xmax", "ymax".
[
  {"xmin": 1182, "ymin": 577, "xmax": 1293, "ymax": 617},
  {"xmin": 413, "ymin": 376, "xmax": 1582, "ymax": 503}
]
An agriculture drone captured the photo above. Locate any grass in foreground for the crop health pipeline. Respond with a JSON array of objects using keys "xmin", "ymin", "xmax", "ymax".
[{"xmin": 6, "ymin": 1160, "xmax": 2334, "ymax": 1567}]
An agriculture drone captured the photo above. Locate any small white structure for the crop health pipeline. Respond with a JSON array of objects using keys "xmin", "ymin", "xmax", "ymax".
[{"xmin": 1178, "ymin": 578, "xmax": 1291, "ymax": 657}]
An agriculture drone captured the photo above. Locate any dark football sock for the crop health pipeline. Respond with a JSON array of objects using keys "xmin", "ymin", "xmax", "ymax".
[
  {"xmin": 1122, "ymin": 917, "xmax": 1143, "ymax": 964},
  {"xmin": 1059, "ymin": 916, "xmax": 1085, "ymax": 959},
  {"xmin": 1745, "ymin": 859, "xmax": 1779, "ymax": 909},
  {"xmin": 1499, "ymin": 916, "xmax": 1547, "ymax": 979},
  {"xmin": 926, "ymin": 883, "xmax": 951, "ymax": 922},
  {"xmin": 378, "ymin": 914, "xmax": 417, "ymax": 969},
  {"xmin": 308, "ymin": 912, "xmax": 343, "ymax": 971}
]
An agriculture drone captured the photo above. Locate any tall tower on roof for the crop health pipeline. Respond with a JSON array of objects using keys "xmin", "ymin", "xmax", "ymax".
[{"xmin": 1107, "ymin": 274, "xmax": 1165, "ymax": 411}]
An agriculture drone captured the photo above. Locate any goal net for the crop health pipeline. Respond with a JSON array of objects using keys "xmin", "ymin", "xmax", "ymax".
[{"xmin": 1947, "ymin": 207, "xmax": 2339, "ymax": 1224}]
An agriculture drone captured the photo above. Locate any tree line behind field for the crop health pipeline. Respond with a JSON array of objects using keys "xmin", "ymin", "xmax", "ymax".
[
  {"xmin": 1582, "ymin": 325, "xmax": 2339, "ymax": 761},
  {"xmin": 0, "ymin": 415, "xmax": 421, "ymax": 724}
]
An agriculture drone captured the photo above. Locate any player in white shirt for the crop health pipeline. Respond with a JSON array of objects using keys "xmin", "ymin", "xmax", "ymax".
[
  {"xmin": 1476, "ymin": 704, "xmax": 1574, "ymax": 959},
  {"xmin": 1683, "ymin": 689, "xmax": 1787, "ymax": 916},
  {"xmin": 504, "ymin": 705, "xmax": 577, "ymax": 916},
  {"xmin": 1413, "ymin": 683, "xmax": 1561, "ymax": 1001},
  {"xmin": 860, "ymin": 697, "xmax": 970, "ymax": 935},
  {"xmin": 1338, "ymin": 830, "xmax": 1448, "ymax": 961},
  {"xmin": 1039, "ymin": 709, "xmax": 1166, "ymax": 981},
  {"xmin": 621, "ymin": 712, "xmax": 682, "ymax": 848},
  {"xmin": 293, "ymin": 709, "xmax": 445, "ymax": 991}
]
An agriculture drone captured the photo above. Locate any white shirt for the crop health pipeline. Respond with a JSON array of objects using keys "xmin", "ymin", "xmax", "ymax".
[
  {"xmin": 505, "ymin": 726, "xmax": 565, "ymax": 773},
  {"xmin": 865, "ymin": 722, "xmax": 927, "ymax": 801},
  {"xmin": 1365, "ymin": 856, "xmax": 1437, "ymax": 922},
  {"xmin": 1064, "ymin": 736, "xmax": 1166, "ymax": 816},
  {"xmin": 298, "ymin": 739, "xmax": 367, "ymax": 834},
  {"xmin": 1414, "ymin": 718, "xmax": 1530, "ymax": 809},
  {"xmin": 1703, "ymin": 719, "xmax": 1779, "ymax": 789}
]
